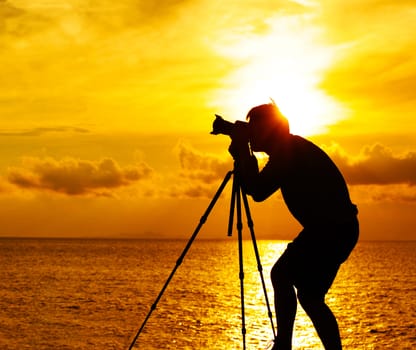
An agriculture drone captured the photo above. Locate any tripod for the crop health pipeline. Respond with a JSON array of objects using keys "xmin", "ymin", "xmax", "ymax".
[{"xmin": 128, "ymin": 168, "xmax": 276, "ymax": 349}]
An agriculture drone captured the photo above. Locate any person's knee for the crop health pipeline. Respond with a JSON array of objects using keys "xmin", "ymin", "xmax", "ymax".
[
  {"xmin": 271, "ymin": 260, "xmax": 289, "ymax": 288},
  {"xmin": 297, "ymin": 291, "xmax": 324, "ymax": 312}
]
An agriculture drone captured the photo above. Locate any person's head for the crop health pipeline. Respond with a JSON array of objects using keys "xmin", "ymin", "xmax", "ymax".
[{"xmin": 246, "ymin": 103, "xmax": 290, "ymax": 152}]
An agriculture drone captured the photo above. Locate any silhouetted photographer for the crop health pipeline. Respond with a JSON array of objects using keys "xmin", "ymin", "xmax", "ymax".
[{"xmin": 213, "ymin": 103, "xmax": 359, "ymax": 350}]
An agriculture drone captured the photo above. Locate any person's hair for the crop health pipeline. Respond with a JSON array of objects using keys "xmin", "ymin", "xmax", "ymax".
[{"xmin": 246, "ymin": 103, "xmax": 290, "ymax": 134}]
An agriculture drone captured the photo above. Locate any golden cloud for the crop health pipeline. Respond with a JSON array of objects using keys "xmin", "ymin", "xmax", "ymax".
[
  {"xmin": 167, "ymin": 142, "xmax": 232, "ymax": 198},
  {"xmin": 7, "ymin": 156, "xmax": 153, "ymax": 196},
  {"xmin": 176, "ymin": 142, "xmax": 232, "ymax": 182}
]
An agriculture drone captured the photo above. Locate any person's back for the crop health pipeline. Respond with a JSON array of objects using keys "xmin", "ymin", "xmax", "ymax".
[{"xmin": 273, "ymin": 135, "xmax": 356, "ymax": 229}]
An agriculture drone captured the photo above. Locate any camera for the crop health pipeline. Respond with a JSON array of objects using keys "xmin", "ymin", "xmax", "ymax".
[{"xmin": 211, "ymin": 115, "xmax": 249, "ymax": 138}]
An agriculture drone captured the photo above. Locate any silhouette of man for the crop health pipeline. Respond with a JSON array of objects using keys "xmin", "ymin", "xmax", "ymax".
[{"xmin": 228, "ymin": 103, "xmax": 359, "ymax": 350}]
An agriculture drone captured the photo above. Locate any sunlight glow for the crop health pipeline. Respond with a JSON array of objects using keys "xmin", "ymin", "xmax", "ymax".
[{"xmin": 211, "ymin": 15, "xmax": 347, "ymax": 136}]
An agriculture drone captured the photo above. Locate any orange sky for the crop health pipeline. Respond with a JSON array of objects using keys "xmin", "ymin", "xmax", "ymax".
[{"xmin": 0, "ymin": 0, "xmax": 415, "ymax": 240}]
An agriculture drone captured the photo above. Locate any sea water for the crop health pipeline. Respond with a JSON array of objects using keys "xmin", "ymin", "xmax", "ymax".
[{"xmin": 0, "ymin": 238, "xmax": 415, "ymax": 349}]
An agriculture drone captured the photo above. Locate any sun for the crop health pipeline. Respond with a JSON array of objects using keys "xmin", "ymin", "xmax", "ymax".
[{"xmin": 210, "ymin": 15, "xmax": 347, "ymax": 136}]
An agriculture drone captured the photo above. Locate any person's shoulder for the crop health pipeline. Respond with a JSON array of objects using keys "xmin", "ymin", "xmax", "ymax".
[
  {"xmin": 291, "ymin": 134, "xmax": 316, "ymax": 148},
  {"xmin": 290, "ymin": 134, "xmax": 328, "ymax": 157}
]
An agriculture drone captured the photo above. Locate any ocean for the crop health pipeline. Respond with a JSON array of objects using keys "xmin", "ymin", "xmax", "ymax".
[{"xmin": 0, "ymin": 238, "xmax": 415, "ymax": 349}]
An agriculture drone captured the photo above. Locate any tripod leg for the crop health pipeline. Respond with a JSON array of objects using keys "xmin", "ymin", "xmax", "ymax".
[
  {"xmin": 128, "ymin": 171, "xmax": 233, "ymax": 350},
  {"xmin": 241, "ymin": 190, "xmax": 277, "ymax": 339},
  {"xmin": 235, "ymin": 184, "xmax": 247, "ymax": 350},
  {"xmin": 227, "ymin": 169, "xmax": 238, "ymax": 237}
]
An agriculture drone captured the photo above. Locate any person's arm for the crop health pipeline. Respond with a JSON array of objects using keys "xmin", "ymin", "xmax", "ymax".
[{"xmin": 229, "ymin": 138, "xmax": 259, "ymax": 191}]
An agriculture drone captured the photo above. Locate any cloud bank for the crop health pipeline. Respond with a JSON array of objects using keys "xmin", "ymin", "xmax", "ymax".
[
  {"xmin": 170, "ymin": 142, "xmax": 416, "ymax": 202},
  {"xmin": 7, "ymin": 156, "xmax": 153, "ymax": 195},
  {"xmin": 4, "ymin": 143, "xmax": 415, "ymax": 201}
]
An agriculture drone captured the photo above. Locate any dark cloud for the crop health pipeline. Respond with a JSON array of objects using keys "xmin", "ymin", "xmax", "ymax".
[
  {"xmin": 7, "ymin": 156, "xmax": 153, "ymax": 195},
  {"xmin": 329, "ymin": 144, "xmax": 416, "ymax": 186},
  {"xmin": 0, "ymin": 126, "xmax": 90, "ymax": 136}
]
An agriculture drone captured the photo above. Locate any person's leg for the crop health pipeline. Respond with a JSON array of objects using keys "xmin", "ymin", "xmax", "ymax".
[
  {"xmin": 296, "ymin": 253, "xmax": 342, "ymax": 350},
  {"xmin": 298, "ymin": 294, "xmax": 342, "ymax": 350},
  {"xmin": 270, "ymin": 252, "xmax": 297, "ymax": 350}
]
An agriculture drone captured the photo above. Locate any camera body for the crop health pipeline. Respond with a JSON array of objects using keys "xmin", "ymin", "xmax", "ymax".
[{"xmin": 211, "ymin": 115, "xmax": 249, "ymax": 140}]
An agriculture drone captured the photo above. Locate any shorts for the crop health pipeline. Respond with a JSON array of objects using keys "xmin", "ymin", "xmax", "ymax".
[{"xmin": 274, "ymin": 218, "xmax": 359, "ymax": 300}]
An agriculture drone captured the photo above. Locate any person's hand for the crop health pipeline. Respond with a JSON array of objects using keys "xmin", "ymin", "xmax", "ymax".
[
  {"xmin": 228, "ymin": 121, "xmax": 251, "ymax": 160},
  {"xmin": 228, "ymin": 139, "xmax": 240, "ymax": 159},
  {"xmin": 228, "ymin": 138, "xmax": 251, "ymax": 160}
]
